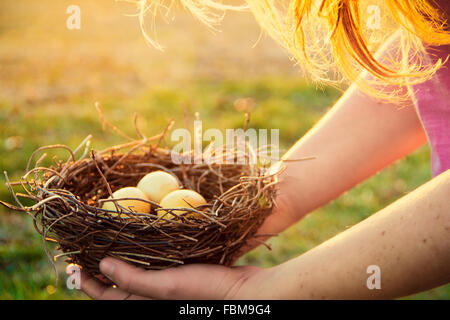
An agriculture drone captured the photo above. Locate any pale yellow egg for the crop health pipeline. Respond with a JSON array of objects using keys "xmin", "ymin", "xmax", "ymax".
[
  {"xmin": 159, "ymin": 189, "xmax": 207, "ymax": 219},
  {"xmin": 102, "ymin": 187, "xmax": 151, "ymax": 217},
  {"xmin": 137, "ymin": 170, "xmax": 180, "ymax": 203}
]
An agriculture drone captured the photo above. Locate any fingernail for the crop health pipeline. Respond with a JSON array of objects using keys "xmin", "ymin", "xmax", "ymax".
[{"xmin": 100, "ymin": 259, "xmax": 115, "ymax": 278}]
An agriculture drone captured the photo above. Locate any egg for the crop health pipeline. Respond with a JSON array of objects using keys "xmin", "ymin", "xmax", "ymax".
[
  {"xmin": 102, "ymin": 187, "xmax": 151, "ymax": 217},
  {"xmin": 137, "ymin": 170, "xmax": 180, "ymax": 203},
  {"xmin": 159, "ymin": 189, "xmax": 207, "ymax": 219}
]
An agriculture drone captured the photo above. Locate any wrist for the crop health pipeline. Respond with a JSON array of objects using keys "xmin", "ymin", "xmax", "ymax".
[
  {"xmin": 270, "ymin": 191, "xmax": 303, "ymax": 231},
  {"xmin": 229, "ymin": 266, "xmax": 280, "ymax": 299}
]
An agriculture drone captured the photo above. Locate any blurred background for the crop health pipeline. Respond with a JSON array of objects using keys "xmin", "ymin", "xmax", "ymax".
[{"xmin": 0, "ymin": 0, "xmax": 448, "ymax": 299}]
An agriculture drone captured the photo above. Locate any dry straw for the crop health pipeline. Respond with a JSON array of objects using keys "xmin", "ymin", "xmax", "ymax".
[{"xmin": 1, "ymin": 105, "xmax": 281, "ymax": 280}]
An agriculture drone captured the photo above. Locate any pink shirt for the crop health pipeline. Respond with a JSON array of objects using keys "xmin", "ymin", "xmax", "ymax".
[
  {"xmin": 412, "ymin": 45, "xmax": 450, "ymax": 177},
  {"xmin": 412, "ymin": 0, "xmax": 450, "ymax": 177}
]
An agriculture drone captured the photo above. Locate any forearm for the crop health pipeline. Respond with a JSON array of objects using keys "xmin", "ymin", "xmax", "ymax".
[
  {"xmin": 262, "ymin": 84, "xmax": 427, "ymax": 235},
  {"xmin": 250, "ymin": 169, "xmax": 450, "ymax": 299}
]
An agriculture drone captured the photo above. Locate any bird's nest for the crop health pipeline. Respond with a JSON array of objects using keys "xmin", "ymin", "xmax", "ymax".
[{"xmin": 0, "ymin": 107, "xmax": 281, "ymax": 279}]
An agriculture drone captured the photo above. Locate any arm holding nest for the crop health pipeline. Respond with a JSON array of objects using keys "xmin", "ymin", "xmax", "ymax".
[
  {"xmin": 242, "ymin": 32, "xmax": 428, "ymax": 252},
  {"xmin": 245, "ymin": 169, "xmax": 450, "ymax": 299},
  {"xmin": 246, "ymin": 79, "xmax": 427, "ymax": 249},
  {"xmin": 77, "ymin": 169, "xmax": 450, "ymax": 299}
]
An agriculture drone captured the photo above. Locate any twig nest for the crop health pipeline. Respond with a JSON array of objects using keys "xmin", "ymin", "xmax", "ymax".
[
  {"xmin": 159, "ymin": 189, "xmax": 207, "ymax": 219},
  {"xmin": 137, "ymin": 170, "xmax": 180, "ymax": 203},
  {"xmin": 102, "ymin": 187, "xmax": 151, "ymax": 216}
]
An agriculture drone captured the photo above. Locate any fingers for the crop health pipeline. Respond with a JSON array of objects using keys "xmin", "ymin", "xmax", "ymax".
[
  {"xmin": 99, "ymin": 257, "xmax": 256, "ymax": 299},
  {"xmin": 65, "ymin": 266, "xmax": 149, "ymax": 300},
  {"xmin": 81, "ymin": 271, "xmax": 150, "ymax": 300}
]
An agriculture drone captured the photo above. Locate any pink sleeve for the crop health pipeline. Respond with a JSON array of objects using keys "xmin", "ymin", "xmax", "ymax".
[{"xmin": 411, "ymin": 44, "xmax": 450, "ymax": 177}]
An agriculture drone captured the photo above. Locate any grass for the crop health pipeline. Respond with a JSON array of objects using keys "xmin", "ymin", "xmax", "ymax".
[{"xmin": 0, "ymin": 0, "xmax": 448, "ymax": 300}]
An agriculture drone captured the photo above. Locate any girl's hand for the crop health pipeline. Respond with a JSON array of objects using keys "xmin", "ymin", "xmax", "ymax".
[{"xmin": 74, "ymin": 257, "xmax": 264, "ymax": 300}]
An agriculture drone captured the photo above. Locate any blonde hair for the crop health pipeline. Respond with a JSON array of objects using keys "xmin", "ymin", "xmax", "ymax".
[{"xmin": 126, "ymin": 0, "xmax": 450, "ymax": 100}]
